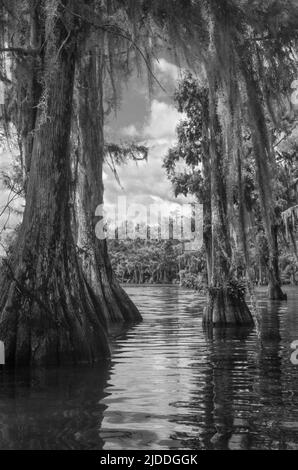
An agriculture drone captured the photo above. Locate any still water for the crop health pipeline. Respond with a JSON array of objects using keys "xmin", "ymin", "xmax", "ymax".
[{"xmin": 0, "ymin": 286, "xmax": 298, "ymax": 450}]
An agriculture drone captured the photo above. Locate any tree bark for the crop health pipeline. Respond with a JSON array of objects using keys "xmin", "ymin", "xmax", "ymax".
[
  {"xmin": 203, "ymin": 71, "xmax": 253, "ymax": 326},
  {"xmin": 204, "ymin": 286, "xmax": 253, "ymax": 326},
  {"xmin": 12, "ymin": 1, "xmax": 42, "ymax": 191},
  {"xmin": 238, "ymin": 52, "xmax": 286, "ymax": 301},
  {"xmin": 0, "ymin": 2, "xmax": 110, "ymax": 366},
  {"xmin": 76, "ymin": 44, "xmax": 141, "ymax": 326},
  {"xmin": 200, "ymin": 91, "xmax": 212, "ymax": 285},
  {"xmin": 267, "ymin": 225, "xmax": 287, "ymax": 300}
]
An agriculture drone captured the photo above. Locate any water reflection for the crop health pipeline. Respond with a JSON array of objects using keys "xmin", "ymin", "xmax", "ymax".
[
  {"xmin": 0, "ymin": 286, "xmax": 297, "ymax": 449},
  {"xmin": 204, "ymin": 326, "xmax": 253, "ymax": 450},
  {"xmin": 249, "ymin": 298, "xmax": 298, "ymax": 450},
  {"xmin": 0, "ymin": 365, "xmax": 109, "ymax": 449}
]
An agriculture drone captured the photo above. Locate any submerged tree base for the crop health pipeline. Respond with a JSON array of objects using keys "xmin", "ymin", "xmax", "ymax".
[
  {"xmin": 0, "ymin": 239, "xmax": 111, "ymax": 367},
  {"xmin": 203, "ymin": 286, "xmax": 254, "ymax": 327},
  {"xmin": 268, "ymin": 282, "xmax": 287, "ymax": 301}
]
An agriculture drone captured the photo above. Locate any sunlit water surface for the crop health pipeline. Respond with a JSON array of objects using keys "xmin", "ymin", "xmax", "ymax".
[{"xmin": 0, "ymin": 286, "xmax": 298, "ymax": 450}]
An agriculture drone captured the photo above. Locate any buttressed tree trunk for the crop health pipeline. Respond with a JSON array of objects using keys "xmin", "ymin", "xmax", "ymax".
[
  {"xmin": 0, "ymin": 1, "xmax": 109, "ymax": 366},
  {"xmin": 203, "ymin": 71, "xmax": 253, "ymax": 327},
  {"xmin": 76, "ymin": 42, "xmax": 141, "ymax": 326}
]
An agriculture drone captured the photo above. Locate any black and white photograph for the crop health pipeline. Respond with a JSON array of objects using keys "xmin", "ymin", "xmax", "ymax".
[{"xmin": 0, "ymin": 0, "xmax": 298, "ymax": 457}]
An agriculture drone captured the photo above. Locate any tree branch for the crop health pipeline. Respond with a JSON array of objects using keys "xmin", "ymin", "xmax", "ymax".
[{"xmin": 62, "ymin": 2, "xmax": 168, "ymax": 94}]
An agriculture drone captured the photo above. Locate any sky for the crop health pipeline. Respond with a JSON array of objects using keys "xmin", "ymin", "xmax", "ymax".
[
  {"xmin": 104, "ymin": 58, "xmax": 191, "ymax": 211},
  {"xmin": 0, "ymin": 58, "xmax": 194, "ymax": 248}
]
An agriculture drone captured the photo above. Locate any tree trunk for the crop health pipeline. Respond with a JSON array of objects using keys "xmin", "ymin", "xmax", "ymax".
[
  {"xmin": 267, "ymin": 225, "xmax": 287, "ymax": 300},
  {"xmin": 21, "ymin": 3, "xmax": 42, "ymax": 190},
  {"xmin": 0, "ymin": 2, "xmax": 109, "ymax": 366},
  {"xmin": 238, "ymin": 52, "xmax": 286, "ymax": 301},
  {"xmin": 203, "ymin": 71, "xmax": 253, "ymax": 326},
  {"xmin": 8, "ymin": 2, "xmax": 42, "ymax": 190},
  {"xmin": 76, "ymin": 45, "xmax": 141, "ymax": 326},
  {"xmin": 258, "ymin": 263, "xmax": 262, "ymax": 285},
  {"xmin": 200, "ymin": 90, "xmax": 212, "ymax": 285},
  {"xmin": 204, "ymin": 286, "xmax": 253, "ymax": 326}
]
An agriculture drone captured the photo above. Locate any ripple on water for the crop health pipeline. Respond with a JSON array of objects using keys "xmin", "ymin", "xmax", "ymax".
[
  {"xmin": 0, "ymin": 286, "xmax": 298, "ymax": 449},
  {"xmin": 95, "ymin": 286, "xmax": 298, "ymax": 450}
]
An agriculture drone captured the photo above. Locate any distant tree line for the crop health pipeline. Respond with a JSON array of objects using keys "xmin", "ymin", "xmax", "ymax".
[{"xmin": 108, "ymin": 238, "xmax": 298, "ymax": 288}]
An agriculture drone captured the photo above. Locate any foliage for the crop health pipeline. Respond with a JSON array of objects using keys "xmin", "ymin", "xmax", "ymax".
[
  {"xmin": 163, "ymin": 73, "xmax": 206, "ymax": 201},
  {"xmin": 164, "ymin": 68, "xmax": 298, "ymax": 295},
  {"xmin": 108, "ymin": 238, "xmax": 205, "ymax": 287}
]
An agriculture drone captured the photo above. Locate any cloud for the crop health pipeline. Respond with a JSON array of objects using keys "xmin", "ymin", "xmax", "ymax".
[
  {"xmin": 155, "ymin": 58, "xmax": 181, "ymax": 82},
  {"xmin": 143, "ymin": 99, "xmax": 182, "ymax": 140},
  {"xmin": 103, "ymin": 98, "xmax": 191, "ymax": 210},
  {"xmin": 0, "ymin": 79, "xmax": 190, "ymax": 243},
  {"xmin": 120, "ymin": 124, "xmax": 139, "ymax": 138}
]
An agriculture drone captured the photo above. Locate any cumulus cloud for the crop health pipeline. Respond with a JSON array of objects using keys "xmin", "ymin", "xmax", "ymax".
[
  {"xmin": 155, "ymin": 58, "xmax": 181, "ymax": 82},
  {"xmin": 105, "ymin": 60, "xmax": 186, "ymax": 209},
  {"xmin": 0, "ymin": 69, "xmax": 190, "ymax": 242},
  {"xmin": 143, "ymin": 99, "xmax": 182, "ymax": 140},
  {"xmin": 120, "ymin": 124, "xmax": 139, "ymax": 138},
  {"xmin": 103, "ymin": 98, "xmax": 191, "ymax": 210}
]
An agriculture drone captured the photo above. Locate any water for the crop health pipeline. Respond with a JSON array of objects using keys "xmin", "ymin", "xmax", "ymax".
[{"xmin": 0, "ymin": 286, "xmax": 298, "ymax": 450}]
